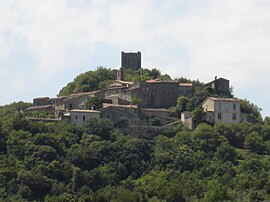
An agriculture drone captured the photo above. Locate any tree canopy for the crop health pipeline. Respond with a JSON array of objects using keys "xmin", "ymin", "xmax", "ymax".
[{"xmin": 0, "ymin": 101, "xmax": 270, "ymax": 201}]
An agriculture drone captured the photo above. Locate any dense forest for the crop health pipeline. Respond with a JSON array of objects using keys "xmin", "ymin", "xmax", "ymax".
[{"xmin": 1, "ymin": 68, "xmax": 270, "ymax": 201}]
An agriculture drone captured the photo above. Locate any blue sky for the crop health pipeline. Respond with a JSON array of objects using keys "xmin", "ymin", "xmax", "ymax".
[{"xmin": 1, "ymin": 0, "xmax": 270, "ymax": 117}]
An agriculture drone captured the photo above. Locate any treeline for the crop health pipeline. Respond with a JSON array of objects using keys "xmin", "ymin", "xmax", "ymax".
[{"xmin": 1, "ymin": 102, "xmax": 270, "ymax": 201}]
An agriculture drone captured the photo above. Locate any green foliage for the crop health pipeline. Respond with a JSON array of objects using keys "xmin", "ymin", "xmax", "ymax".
[
  {"xmin": 240, "ymin": 99, "xmax": 262, "ymax": 122},
  {"xmin": 130, "ymin": 96, "xmax": 142, "ymax": 105},
  {"xmin": 1, "ymin": 102, "xmax": 270, "ymax": 201},
  {"xmin": 85, "ymin": 97, "xmax": 103, "ymax": 110},
  {"xmin": 244, "ymin": 132, "xmax": 265, "ymax": 154},
  {"xmin": 58, "ymin": 67, "xmax": 116, "ymax": 96},
  {"xmin": 192, "ymin": 105, "xmax": 206, "ymax": 126}
]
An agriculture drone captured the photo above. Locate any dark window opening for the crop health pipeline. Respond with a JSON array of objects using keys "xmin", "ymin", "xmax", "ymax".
[{"xmin": 218, "ymin": 113, "xmax": 222, "ymax": 120}]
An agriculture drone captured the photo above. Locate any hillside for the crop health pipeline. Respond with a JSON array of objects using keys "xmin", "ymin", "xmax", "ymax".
[
  {"xmin": 0, "ymin": 68, "xmax": 268, "ymax": 201},
  {"xmin": 1, "ymin": 101, "xmax": 270, "ymax": 201}
]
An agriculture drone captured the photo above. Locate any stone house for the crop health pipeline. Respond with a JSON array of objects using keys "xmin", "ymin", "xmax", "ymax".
[
  {"xmin": 205, "ymin": 77, "xmax": 230, "ymax": 95},
  {"xmin": 33, "ymin": 97, "xmax": 66, "ymax": 109},
  {"xmin": 65, "ymin": 91, "xmax": 104, "ymax": 110},
  {"xmin": 99, "ymin": 103, "xmax": 140, "ymax": 126},
  {"xmin": 179, "ymin": 83, "xmax": 194, "ymax": 97},
  {"xmin": 69, "ymin": 109, "xmax": 101, "ymax": 126},
  {"xmin": 202, "ymin": 97, "xmax": 241, "ymax": 124},
  {"xmin": 120, "ymin": 80, "xmax": 193, "ymax": 109}
]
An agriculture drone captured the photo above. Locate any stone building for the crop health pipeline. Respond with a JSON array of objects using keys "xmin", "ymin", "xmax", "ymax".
[
  {"xmin": 137, "ymin": 80, "xmax": 180, "ymax": 108},
  {"xmin": 69, "ymin": 109, "xmax": 101, "ymax": 126},
  {"xmin": 181, "ymin": 111, "xmax": 193, "ymax": 130},
  {"xmin": 121, "ymin": 51, "xmax": 141, "ymax": 70},
  {"xmin": 33, "ymin": 97, "xmax": 66, "ymax": 108},
  {"xmin": 99, "ymin": 103, "xmax": 140, "ymax": 126},
  {"xmin": 119, "ymin": 80, "xmax": 193, "ymax": 109},
  {"xmin": 205, "ymin": 77, "xmax": 230, "ymax": 95},
  {"xmin": 202, "ymin": 97, "xmax": 241, "ymax": 124},
  {"xmin": 65, "ymin": 91, "xmax": 104, "ymax": 110}
]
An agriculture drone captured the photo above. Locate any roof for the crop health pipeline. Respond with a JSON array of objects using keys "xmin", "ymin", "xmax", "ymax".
[
  {"xmin": 203, "ymin": 97, "xmax": 239, "ymax": 105},
  {"xmin": 101, "ymin": 103, "xmax": 138, "ymax": 109},
  {"xmin": 67, "ymin": 91, "xmax": 99, "ymax": 100},
  {"xmin": 145, "ymin": 79, "xmax": 178, "ymax": 84},
  {"xmin": 179, "ymin": 83, "xmax": 193, "ymax": 87},
  {"xmin": 206, "ymin": 77, "xmax": 229, "ymax": 85},
  {"xmin": 33, "ymin": 97, "xmax": 50, "ymax": 100},
  {"xmin": 123, "ymin": 86, "xmax": 140, "ymax": 91},
  {"xmin": 69, "ymin": 109, "xmax": 101, "ymax": 113},
  {"xmin": 69, "ymin": 91, "xmax": 99, "ymax": 97},
  {"xmin": 108, "ymin": 83, "xmax": 122, "ymax": 88},
  {"xmin": 145, "ymin": 79, "xmax": 161, "ymax": 83},
  {"xmin": 115, "ymin": 80, "xmax": 134, "ymax": 85},
  {"xmin": 141, "ymin": 108, "xmax": 169, "ymax": 112},
  {"xmin": 26, "ymin": 105, "xmax": 53, "ymax": 111},
  {"xmin": 106, "ymin": 86, "xmax": 128, "ymax": 90}
]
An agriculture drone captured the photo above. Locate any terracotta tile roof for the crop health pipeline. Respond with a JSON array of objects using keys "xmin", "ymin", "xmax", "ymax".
[
  {"xmin": 145, "ymin": 79, "xmax": 178, "ymax": 84},
  {"xmin": 108, "ymin": 83, "xmax": 122, "ymax": 88},
  {"xmin": 115, "ymin": 80, "xmax": 134, "ymax": 85},
  {"xmin": 179, "ymin": 83, "xmax": 193, "ymax": 87},
  {"xmin": 69, "ymin": 109, "xmax": 101, "ymax": 113}
]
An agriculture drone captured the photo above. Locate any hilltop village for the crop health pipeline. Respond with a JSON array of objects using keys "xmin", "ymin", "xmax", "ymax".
[{"xmin": 25, "ymin": 52, "xmax": 256, "ymax": 131}]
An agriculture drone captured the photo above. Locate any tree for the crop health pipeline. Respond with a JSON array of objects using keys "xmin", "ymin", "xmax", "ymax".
[
  {"xmin": 84, "ymin": 118, "xmax": 113, "ymax": 140},
  {"xmin": 244, "ymin": 132, "xmax": 265, "ymax": 154},
  {"xmin": 177, "ymin": 96, "xmax": 190, "ymax": 112},
  {"xmin": 58, "ymin": 67, "xmax": 116, "ymax": 96},
  {"xmin": 192, "ymin": 106, "xmax": 206, "ymax": 126},
  {"xmin": 131, "ymin": 96, "xmax": 142, "ymax": 106},
  {"xmin": 85, "ymin": 97, "xmax": 103, "ymax": 110},
  {"xmin": 240, "ymin": 99, "xmax": 262, "ymax": 122}
]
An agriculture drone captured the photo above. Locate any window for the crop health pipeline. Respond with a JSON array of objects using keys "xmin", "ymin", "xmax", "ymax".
[
  {"xmin": 233, "ymin": 103, "xmax": 236, "ymax": 110},
  {"xmin": 219, "ymin": 103, "xmax": 221, "ymax": 110},
  {"xmin": 233, "ymin": 113, "xmax": 237, "ymax": 120},
  {"xmin": 69, "ymin": 103, "xmax": 73, "ymax": 110},
  {"xmin": 83, "ymin": 116, "xmax": 85, "ymax": 121},
  {"xmin": 76, "ymin": 115, "xmax": 78, "ymax": 120},
  {"xmin": 225, "ymin": 103, "xmax": 229, "ymax": 110},
  {"xmin": 218, "ymin": 113, "xmax": 222, "ymax": 120}
]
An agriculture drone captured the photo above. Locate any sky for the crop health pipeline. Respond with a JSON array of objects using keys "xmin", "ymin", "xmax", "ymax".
[{"xmin": 1, "ymin": 0, "xmax": 270, "ymax": 117}]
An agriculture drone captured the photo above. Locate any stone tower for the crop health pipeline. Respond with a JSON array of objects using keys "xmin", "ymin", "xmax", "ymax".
[
  {"xmin": 117, "ymin": 67, "xmax": 124, "ymax": 81},
  {"xmin": 121, "ymin": 51, "xmax": 141, "ymax": 70}
]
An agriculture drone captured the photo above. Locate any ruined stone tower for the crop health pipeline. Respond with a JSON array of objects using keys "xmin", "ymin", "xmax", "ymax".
[{"xmin": 117, "ymin": 67, "xmax": 124, "ymax": 80}]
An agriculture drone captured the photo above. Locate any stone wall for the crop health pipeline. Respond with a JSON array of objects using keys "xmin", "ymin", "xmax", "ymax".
[{"xmin": 121, "ymin": 51, "xmax": 141, "ymax": 70}]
